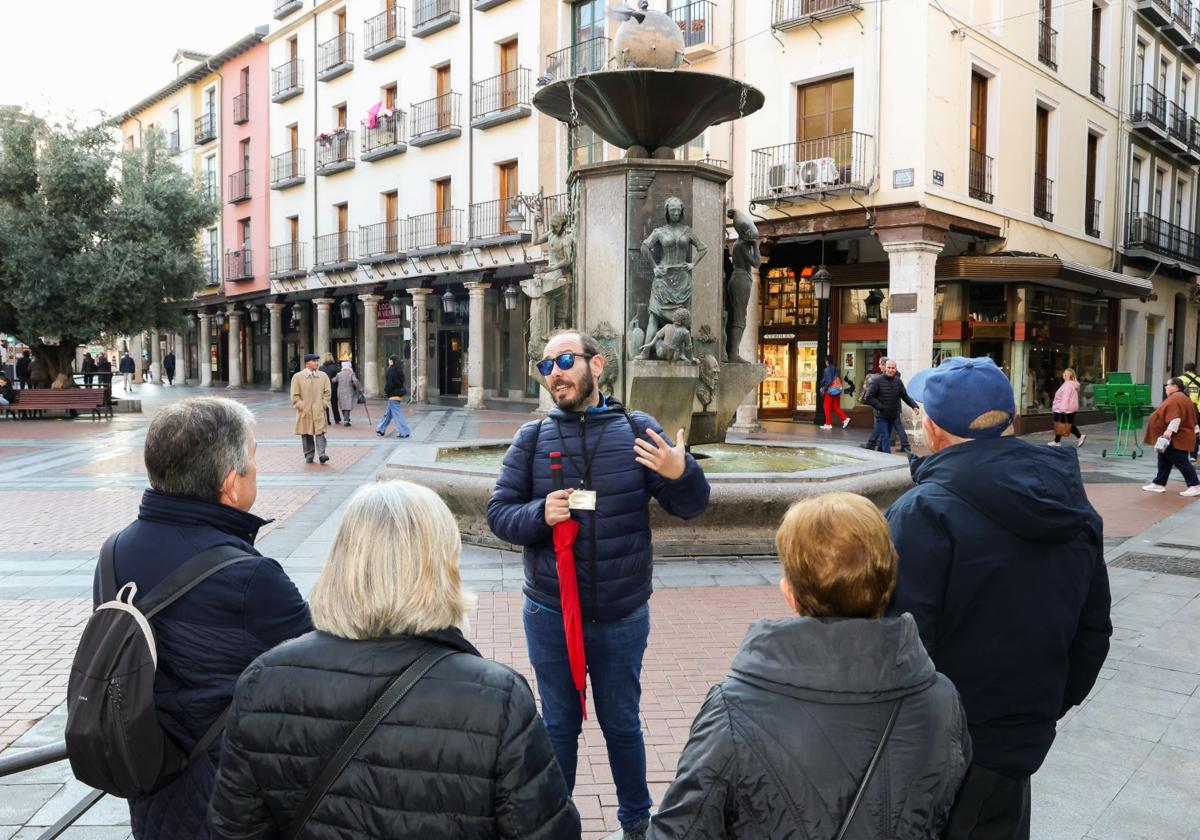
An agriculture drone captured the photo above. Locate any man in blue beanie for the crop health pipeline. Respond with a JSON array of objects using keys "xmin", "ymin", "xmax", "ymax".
[{"xmin": 886, "ymin": 357, "xmax": 1111, "ymax": 840}]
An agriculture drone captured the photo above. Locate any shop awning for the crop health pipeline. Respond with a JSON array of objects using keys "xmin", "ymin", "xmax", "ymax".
[{"xmin": 935, "ymin": 255, "xmax": 1154, "ymax": 299}]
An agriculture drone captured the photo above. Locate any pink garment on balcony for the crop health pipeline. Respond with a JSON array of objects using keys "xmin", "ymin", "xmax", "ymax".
[{"xmin": 367, "ymin": 101, "xmax": 382, "ymax": 129}]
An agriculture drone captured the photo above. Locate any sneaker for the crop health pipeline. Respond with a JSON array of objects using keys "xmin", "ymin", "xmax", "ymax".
[
  {"xmin": 319, "ymin": 454, "xmax": 330, "ymax": 464},
  {"xmin": 860, "ymin": 442, "xmax": 875, "ymax": 450},
  {"xmin": 376, "ymin": 429, "xmax": 385, "ymax": 436},
  {"xmin": 1076, "ymin": 434, "xmax": 1086, "ymax": 447},
  {"xmin": 1142, "ymin": 484, "xmax": 1167, "ymax": 493},
  {"xmin": 842, "ymin": 417, "xmax": 851, "ymax": 429},
  {"xmin": 1182, "ymin": 486, "xmax": 1200, "ymax": 497},
  {"xmin": 305, "ymin": 458, "xmax": 314, "ymax": 464},
  {"xmin": 1048, "ymin": 441, "xmax": 1061, "ymax": 447},
  {"xmin": 623, "ymin": 822, "xmax": 649, "ymax": 840},
  {"xmin": 820, "ymin": 424, "xmax": 833, "ymax": 430}
]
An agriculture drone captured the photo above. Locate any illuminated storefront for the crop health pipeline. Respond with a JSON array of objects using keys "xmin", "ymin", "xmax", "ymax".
[{"xmin": 758, "ymin": 266, "xmax": 821, "ymax": 418}]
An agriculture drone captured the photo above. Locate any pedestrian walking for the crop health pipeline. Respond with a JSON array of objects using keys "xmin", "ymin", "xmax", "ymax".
[
  {"xmin": 96, "ymin": 355, "xmax": 113, "ymax": 387},
  {"xmin": 119, "ymin": 351, "xmax": 136, "ymax": 391},
  {"xmin": 15, "ymin": 350, "xmax": 31, "ymax": 389},
  {"xmin": 818, "ymin": 354, "xmax": 850, "ymax": 430},
  {"xmin": 1178, "ymin": 361, "xmax": 1200, "ymax": 460},
  {"xmin": 291, "ymin": 354, "xmax": 331, "ymax": 464},
  {"xmin": 81, "ymin": 353, "xmax": 96, "ymax": 387},
  {"xmin": 652, "ymin": 492, "xmax": 971, "ymax": 839},
  {"xmin": 320, "ymin": 353, "xmax": 342, "ymax": 426},
  {"xmin": 163, "ymin": 350, "xmax": 176, "ymax": 386},
  {"xmin": 886, "ymin": 356, "xmax": 1111, "ymax": 840},
  {"xmin": 89, "ymin": 397, "xmax": 312, "ymax": 839},
  {"xmin": 1049, "ymin": 367, "xmax": 1085, "ymax": 447},
  {"xmin": 861, "ymin": 358, "xmax": 919, "ymax": 453},
  {"xmin": 334, "ymin": 360, "xmax": 361, "ymax": 427},
  {"xmin": 376, "ymin": 355, "xmax": 411, "ymax": 439},
  {"xmin": 208, "ymin": 480, "xmax": 580, "ymax": 840},
  {"xmin": 1142, "ymin": 377, "xmax": 1200, "ymax": 496},
  {"xmin": 29, "ymin": 353, "xmax": 49, "ymax": 388},
  {"xmin": 487, "ymin": 330, "xmax": 711, "ymax": 840}
]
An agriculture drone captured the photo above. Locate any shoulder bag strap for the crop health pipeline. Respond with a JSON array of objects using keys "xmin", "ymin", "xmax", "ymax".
[
  {"xmin": 833, "ymin": 699, "xmax": 903, "ymax": 840},
  {"xmin": 137, "ymin": 544, "xmax": 255, "ymax": 619},
  {"xmin": 98, "ymin": 532, "xmax": 120, "ymax": 603},
  {"xmin": 283, "ymin": 647, "xmax": 457, "ymax": 840}
]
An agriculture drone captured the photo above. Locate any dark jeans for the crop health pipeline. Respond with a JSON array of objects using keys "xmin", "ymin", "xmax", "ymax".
[
  {"xmin": 1153, "ymin": 446, "xmax": 1200, "ymax": 487},
  {"xmin": 523, "ymin": 598, "xmax": 651, "ymax": 829},
  {"xmin": 943, "ymin": 763, "xmax": 1030, "ymax": 840},
  {"xmin": 1053, "ymin": 411, "xmax": 1081, "ymax": 442},
  {"xmin": 866, "ymin": 415, "xmax": 909, "ymax": 451}
]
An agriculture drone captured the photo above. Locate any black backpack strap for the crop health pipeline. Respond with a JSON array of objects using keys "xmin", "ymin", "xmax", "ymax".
[
  {"xmin": 137, "ymin": 544, "xmax": 255, "ymax": 619},
  {"xmin": 188, "ymin": 704, "xmax": 232, "ymax": 763},
  {"xmin": 98, "ymin": 532, "xmax": 120, "ymax": 603},
  {"xmin": 833, "ymin": 699, "xmax": 902, "ymax": 840},
  {"xmin": 284, "ymin": 647, "xmax": 457, "ymax": 840}
]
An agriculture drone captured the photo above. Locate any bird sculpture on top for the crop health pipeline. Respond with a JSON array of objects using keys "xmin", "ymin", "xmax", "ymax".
[{"xmin": 611, "ymin": 0, "xmax": 686, "ymax": 70}]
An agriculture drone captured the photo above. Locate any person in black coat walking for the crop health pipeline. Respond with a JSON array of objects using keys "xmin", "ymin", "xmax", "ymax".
[
  {"xmin": 209, "ymin": 480, "xmax": 580, "ymax": 839},
  {"xmin": 861, "ymin": 358, "xmax": 919, "ymax": 453},
  {"xmin": 96, "ymin": 355, "xmax": 113, "ymax": 387},
  {"xmin": 15, "ymin": 350, "xmax": 31, "ymax": 389},
  {"xmin": 81, "ymin": 353, "xmax": 97, "ymax": 387},
  {"xmin": 119, "ymin": 351, "xmax": 137, "ymax": 391},
  {"xmin": 651, "ymin": 492, "xmax": 971, "ymax": 839},
  {"xmin": 163, "ymin": 351, "xmax": 176, "ymax": 386},
  {"xmin": 320, "ymin": 353, "xmax": 342, "ymax": 425}
]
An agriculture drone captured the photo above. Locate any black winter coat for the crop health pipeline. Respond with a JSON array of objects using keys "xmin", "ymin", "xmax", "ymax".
[
  {"xmin": 886, "ymin": 437, "xmax": 1111, "ymax": 775},
  {"xmin": 119, "ymin": 355, "xmax": 136, "ymax": 374},
  {"xmin": 208, "ymin": 628, "xmax": 581, "ymax": 840},
  {"xmin": 16, "ymin": 355, "xmax": 30, "ymax": 379},
  {"xmin": 651, "ymin": 615, "xmax": 971, "ymax": 839},
  {"xmin": 862, "ymin": 373, "xmax": 917, "ymax": 419},
  {"xmin": 486, "ymin": 397, "xmax": 710, "ymax": 622},
  {"xmin": 384, "ymin": 363, "xmax": 407, "ymax": 398}
]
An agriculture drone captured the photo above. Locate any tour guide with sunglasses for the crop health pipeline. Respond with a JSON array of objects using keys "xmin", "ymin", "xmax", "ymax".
[{"xmin": 487, "ymin": 330, "xmax": 711, "ymax": 840}]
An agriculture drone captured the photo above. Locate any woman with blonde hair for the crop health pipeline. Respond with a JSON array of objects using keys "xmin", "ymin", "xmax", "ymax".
[
  {"xmin": 651, "ymin": 492, "xmax": 970, "ymax": 840},
  {"xmin": 209, "ymin": 480, "xmax": 580, "ymax": 839},
  {"xmin": 1050, "ymin": 367, "xmax": 1085, "ymax": 447}
]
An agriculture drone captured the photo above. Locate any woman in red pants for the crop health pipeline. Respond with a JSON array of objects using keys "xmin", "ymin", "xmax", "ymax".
[{"xmin": 819, "ymin": 355, "xmax": 850, "ymax": 430}]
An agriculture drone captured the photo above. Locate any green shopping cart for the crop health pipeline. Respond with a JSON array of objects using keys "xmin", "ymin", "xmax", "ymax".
[{"xmin": 1094, "ymin": 372, "xmax": 1153, "ymax": 459}]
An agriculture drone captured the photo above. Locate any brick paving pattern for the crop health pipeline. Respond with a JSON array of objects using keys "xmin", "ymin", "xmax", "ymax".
[{"xmin": 0, "ymin": 600, "xmax": 89, "ymax": 749}]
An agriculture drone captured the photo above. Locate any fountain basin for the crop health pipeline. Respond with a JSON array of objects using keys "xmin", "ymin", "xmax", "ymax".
[{"xmin": 379, "ymin": 440, "xmax": 914, "ymax": 558}]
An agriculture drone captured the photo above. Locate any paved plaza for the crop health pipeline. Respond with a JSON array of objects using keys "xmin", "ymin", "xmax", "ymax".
[{"xmin": 1, "ymin": 386, "xmax": 1200, "ymax": 838}]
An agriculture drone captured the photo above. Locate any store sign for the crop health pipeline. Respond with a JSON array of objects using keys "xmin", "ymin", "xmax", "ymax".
[
  {"xmin": 932, "ymin": 170, "xmax": 945, "ymax": 187},
  {"xmin": 971, "ymin": 324, "xmax": 1011, "ymax": 340},
  {"xmin": 762, "ymin": 333, "xmax": 794, "ymax": 341},
  {"xmin": 377, "ymin": 301, "xmax": 402, "ymax": 329},
  {"xmin": 893, "ymin": 168, "xmax": 915, "ymax": 188}
]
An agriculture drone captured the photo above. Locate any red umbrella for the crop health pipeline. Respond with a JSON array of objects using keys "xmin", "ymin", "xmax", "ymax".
[{"xmin": 550, "ymin": 451, "xmax": 588, "ymax": 719}]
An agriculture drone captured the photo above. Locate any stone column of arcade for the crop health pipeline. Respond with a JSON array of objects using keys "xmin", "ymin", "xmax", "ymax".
[
  {"xmin": 149, "ymin": 328, "xmax": 162, "ymax": 384},
  {"xmin": 172, "ymin": 331, "xmax": 187, "ymax": 384},
  {"xmin": 464, "ymin": 281, "xmax": 490, "ymax": 409},
  {"xmin": 128, "ymin": 333, "xmax": 144, "ymax": 384},
  {"xmin": 313, "ymin": 297, "xmax": 333, "ymax": 359},
  {"xmin": 883, "ymin": 235, "xmax": 944, "ymax": 446},
  {"xmin": 359, "ymin": 294, "xmax": 383, "ymax": 398},
  {"xmin": 266, "ymin": 303, "xmax": 286, "ymax": 392},
  {"xmin": 198, "ymin": 314, "xmax": 213, "ymax": 387},
  {"xmin": 409, "ymin": 288, "xmax": 431, "ymax": 403},
  {"xmin": 225, "ymin": 305, "xmax": 244, "ymax": 389}
]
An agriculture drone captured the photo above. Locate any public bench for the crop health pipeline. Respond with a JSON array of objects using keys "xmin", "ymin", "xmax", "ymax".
[{"xmin": 3, "ymin": 388, "xmax": 112, "ymax": 420}]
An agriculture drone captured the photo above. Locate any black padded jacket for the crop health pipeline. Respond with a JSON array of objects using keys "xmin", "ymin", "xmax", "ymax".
[
  {"xmin": 208, "ymin": 627, "xmax": 580, "ymax": 840},
  {"xmin": 862, "ymin": 373, "xmax": 918, "ymax": 420}
]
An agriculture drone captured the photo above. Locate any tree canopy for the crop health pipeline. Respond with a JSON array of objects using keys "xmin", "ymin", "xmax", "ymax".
[{"xmin": 0, "ymin": 112, "xmax": 218, "ymax": 384}]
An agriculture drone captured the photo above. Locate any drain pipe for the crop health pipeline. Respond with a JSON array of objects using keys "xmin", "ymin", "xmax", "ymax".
[
  {"xmin": 874, "ymin": 0, "xmax": 882, "ymax": 193},
  {"xmin": 468, "ymin": 3, "xmax": 475, "ymax": 247},
  {"xmin": 312, "ymin": 21, "xmax": 320, "ymax": 262},
  {"xmin": 728, "ymin": 0, "xmax": 735, "ymax": 190},
  {"xmin": 205, "ymin": 56, "xmax": 226, "ymax": 298},
  {"xmin": 1111, "ymin": 2, "xmax": 1129, "ymax": 273}
]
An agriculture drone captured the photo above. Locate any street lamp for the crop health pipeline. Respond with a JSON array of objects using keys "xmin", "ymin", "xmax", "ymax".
[
  {"xmin": 503, "ymin": 283, "xmax": 521, "ymax": 311},
  {"xmin": 339, "ymin": 297, "xmax": 352, "ymax": 320},
  {"xmin": 506, "ymin": 188, "xmax": 545, "ymax": 230},
  {"xmin": 213, "ymin": 310, "xmax": 226, "ymax": 327},
  {"xmin": 289, "ymin": 303, "xmax": 301, "ymax": 328},
  {"xmin": 812, "ymin": 266, "xmax": 832, "ymax": 302},
  {"xmin": 811, "ymin": 256, "xmax": 832, "ymax": 427},
  {"xmin": 248, "ymin": 305, "xmax": 261, "ymax": 324},
  {"xmin": 441, "ymin": 288, "xmax": 455, "ymax": 315},
  {"xmin": 389, "ymin": 290, "xmax": 404, "ymax": 310}
]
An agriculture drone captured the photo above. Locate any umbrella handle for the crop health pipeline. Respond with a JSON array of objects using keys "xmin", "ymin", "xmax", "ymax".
[{"xmin": 550, "ymin": 451, "xmax": 563, "ymax": 491}]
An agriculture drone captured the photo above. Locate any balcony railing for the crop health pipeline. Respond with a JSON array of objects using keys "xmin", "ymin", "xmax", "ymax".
[
  {"xmin": 669, "ymin": 1, "xmax": 716, "ymax": 51},
  {"xmin": 365, "ymin": 6, "xmax": 407, "ymax": 58},
  {"xmin": 361, "ymin": 112, "xmax": 407, "ymax": 161},
  {"xmin": 1169, "ymin": 101, "xmax": 1197, "ymax": 149},
  {"xmin": 360, "ymin": 219, "xmax": 407, "ymax": 260},
  {"xmin": 471, "ymin": 68, "xmax": 532, "ymax": 129},
  {"xmin": 1166, "ymin": 0, "xmax": 1193, "ymax": 41},
  {"xmin": 225, "ymin": 249, "xmax": 253, "ymax": 281},
  {"xmin": 410, "ymin": 93, "xmax": 462, "ymax": 146},
  {"xmin": 232, "ymin": 93, "xmax": 249, "ymax": 124},
  {"xmin": 316, "ymin": 129, "xmax": 355, "ymax": 174},
  {"xmin": 1090, "ymin": 58, "xmax": 1105, "ymax": 100},
  {"xmin": 413, "ymin": 0, "xmax": 460, "ymax": 36},
  {"xmin": 274, "ymin": 0, "xmax": 303, "ymax": 19},
  {"xmin": 969, "ymin": 149, "xmax": 993, "ymax": 203},
  {"xmin": 317, "ymin": 33, "xmax": 354, "ymax": 80},
  {"xmin": 409, "ymin": 209, "xmax": 464, "ymax": 250},
  {"xmin": 271, "ymin": 149, "xmax": 306, "ymax": 189},
  {"xmin": 194, "ymin": 112, "xmax": 217, "ymax": 145},
  {"xmin": 544, "ymin": 37, "xmax": 610, "ymax": 84},
  {"xmin": 203, "ymin": 250, "xmax": 220, "ymax": 284},
  {"xmin": 314, "ymin": 231, "xmax": 357, "ymax": 269},
  {"xmin": 271, "ymin": 59, "xmax": 303, "ymax": 102},
  {"xmin": 1136, "ymin": 0, "xmax": 1174, "ymax": 26},
  {"xmin": 543, "ymin": 191, "xmax": 570, "ymax": 223},
  {"xmin": 1033, "ymin": 172, "xmax": 1054, "ymax": 221},
  {"xmin": 771, "ymin": 0, "xmax": 862, "ymax": 28},
  {"xmin": 1037, "ymin": 21, "xmax": 1058, "ymax": 70},
  {"xmin": 469, "ymin": 196, "xmax": 535, "ymax": 243},
  {"xmin": 1131, "ymin": 83, "xmax": 1169, "ymax": 136},
  {"xmin": 1085, "ymin": 198, "xmax": 1101, "ymax": 238},
  {"xmin": 749, "ymin": 132, "xmax": 874, "ymax": 204},
  {"xmin": 228, "ymin": 169, "xmax": 251, "ymax": 203},
  {"xmin": 270, "ymin": 242, "xmax": 307, "ymax": 277},
  {"xmin": 167, "ymin": 130, "xmax": 180, "ymax": 154},
  {"xmin": 1126, "ymin": 211, "xmax": 1200, "ymax": 266}
]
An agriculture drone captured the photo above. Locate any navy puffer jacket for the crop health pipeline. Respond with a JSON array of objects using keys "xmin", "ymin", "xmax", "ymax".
[
  {"xmin": 487, "ymin": 397, "xmax": 710, "ymax": 622},
  {"xmin": 92, "ymin": 490, "xmax": 313, "ymax": 839}
]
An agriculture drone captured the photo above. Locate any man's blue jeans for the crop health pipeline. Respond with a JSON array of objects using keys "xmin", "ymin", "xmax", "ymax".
[
  {"xmin": 523, "ymin": 598, "xmax": 652, "ymax": 830},
  {"xmin": 875, "ymin": 417, "xmax": 896, "ymax": 452},
  {"xmin": 375, "ymin": 399, "xmax": 410, "ymax": 437}
]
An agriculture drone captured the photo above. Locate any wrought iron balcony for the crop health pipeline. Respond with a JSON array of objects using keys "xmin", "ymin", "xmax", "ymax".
[
  {"xmin": 313, "ymin": 231, "xmax": 357, "ymax": 270},
  {"xmin": 1165, "ymin": 0, "xmax": 1193, "ymax": 43},
  {"xmin": 232, "ymin": 93, "xmax": 249, "ymax": 124},
  {"xmin": 474, "ymin": 0, "xmax": 512, "ymax": 8},
  {"xmin": 1037, "ymin": 21, "xmax": 1057, "ymax": 71},
  {"xmin": 410, "ymin": 93, "xmax": 461, "ymax": 146},
  {"xmin": 1090, "ymin": 58, "xmax": 1105, "ymax": 101},
  {"xmin": 1168, "ymin": 101, "xmax": 1197, "ymax": 153},
  {"xmin": 274, "ymin": 0, "xmax": 303, "ymax": 19},
  {"xmin": 1085, "ymin": 199, "xmax": 1101, "ymax": 238},
  {"xmin": 202, "ymin": 250, "xmax": 220, "ymax": 284},
  {"xmin": 225, "ymin": 249, "xmax": 253, "ymax": 281},
  {"xmin": 1126, "ymin": 211, "xmax": 1200, "ymax": 268},
  {"xmin": 471, "ymin": 68, "xmax": 531, "ymax": 129},
  {"xmin": 544, "ymin": 37, "xmax": 610, "ymax": 84},
  {"xmin": 749, "ymin": 132, "xmax": 874, "ymax": 205},
  {"xmin": 228, "ymin": 169, "xmax": 251, "ymax": 203},
  {"xmin": 361, "ymin": 112, "xmax": 407, "ymax": 161},
  {"xmin": 1131, "ymin": 83, "xmax": 1170, "ymax": 142},
  {"xmin": 1033, "ymin": 173, "xmax": 1054, "ymax": 222},
  {"xmin": 1136, "ymin": 0, "xmax": 1174, "ymax": 26},
  {"xmin": 543, "ymin": 191, "xmax": 570, "ymax": 223},
  {"xmin": 167, "ymin": 130, "xmax": 180, "ymax": 154},
  {"xmin": 413, "ymin": 0, "xmax": 460, "ymax": 37},
  {"xmin": 468, "ymin": 196, "xmax": 535, "ymax": 245},
  {"xmin": 315, "ymin": 129, "xmax": 355, "ymax": 174},
  {"xmin": 194, "ymin": 112, "xmax": 217, "ymax": 145},
  {"xmin": 408, "ymin": 209, "xmax": 464, "ymax": 251},
  {"xmin": 272, "ymin": 59, "xmax": 303, "ymax": 103},
  {"xmin": 271, "ymin": 149, "xmax": 306, "ymax": 189},
  {"xmin": 969, "ymin": 149, "xmax": 993, "ymax": 203},
  {"xmin": 359, "ymin": 219, "xmax": 407, "ymax": 262},
  {"xmin": 270, "ymin": 242, "xmax": 307, "ymax": 278},
  {"xmin": 317, "ymin": 33, "xmax": 354, "ymax": 81},
  {"xmin": 771, "ymin": 0, "xmax": 862, "ymax": 29},
  {"xmin": 365, "ymin": 6, "xmax": 406, "ymax": 59},
  {"xmin": 670, "ymin": 1, "xmax": 717, "ymax": 56}
]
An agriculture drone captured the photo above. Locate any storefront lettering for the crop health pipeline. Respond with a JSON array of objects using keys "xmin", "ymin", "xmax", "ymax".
[{"xmin": 377, "ymin": 302, "xmax": 402, "ymax": 329}]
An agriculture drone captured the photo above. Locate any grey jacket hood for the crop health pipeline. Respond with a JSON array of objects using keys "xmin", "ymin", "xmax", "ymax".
[{"xmin": 730, "ymin": 613, "xmax": 937, "ymax": 704}]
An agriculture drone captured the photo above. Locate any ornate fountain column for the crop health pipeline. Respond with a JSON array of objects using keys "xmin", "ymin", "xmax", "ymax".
[
  {"xmin": 359, "ymin": 293, "xmax": 383, "ymax": 398},
  {"xmin": 464, "ymin": 280, "xmax": 490, "ymax": 409},
  {"xmin": 409, "ymin": 288, "xmax": 431, "ymax": 403},
  {"xmin": 266, "ymin": 303, "xmax": 286, "ymax": 392}
]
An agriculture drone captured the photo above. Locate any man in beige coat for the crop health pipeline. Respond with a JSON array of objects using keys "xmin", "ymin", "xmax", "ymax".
[{"xmin": 291, "ymin": 353, "xmax": 331, "ymax": 464}]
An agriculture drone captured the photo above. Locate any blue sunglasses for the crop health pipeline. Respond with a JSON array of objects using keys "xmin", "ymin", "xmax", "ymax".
[{"xmin": 536, "ymin": 352, "xmax": 595, "ymax": 377}]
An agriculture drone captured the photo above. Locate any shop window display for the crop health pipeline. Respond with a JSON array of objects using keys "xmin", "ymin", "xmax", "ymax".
[
  {"xmin": 760, "ymin": 343, "xmax": 792, "ymax": 408},
  {"xmin": 762, "ymin": 267, "xmax": 817, "ymax": 326},
  {"xmin": 1023, "ymin": 289, "xmax": 1108, "ymax": 414}
]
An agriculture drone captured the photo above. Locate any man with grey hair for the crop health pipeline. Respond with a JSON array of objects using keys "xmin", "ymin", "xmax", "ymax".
[{"xmin": 93, "ymin": 396, "xmax": 312, "ymax": 840}]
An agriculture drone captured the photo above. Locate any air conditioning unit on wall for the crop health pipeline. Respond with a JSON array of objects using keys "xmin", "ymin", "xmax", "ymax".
[
  {"xmin": 798, "ymin": 157, "xmax": 841, "ymax": 189},
  {"xmin": 767, "ymin": 163, "xmax": 797, "ymax": 194}
]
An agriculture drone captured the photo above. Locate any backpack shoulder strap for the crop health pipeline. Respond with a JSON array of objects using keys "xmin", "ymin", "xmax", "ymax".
[
  {"xmin": 283, "ymin": 647, "xmax": 457, "ymax": 840},
  {"xmin": 98, "ymin": 532, "xmax": 120, "ymax": 603},
  {"xmin": 833, "ymin": 699, "xmax": 902, "ymax": 840},
  {"xmin": 137, "ymin": 544, "xmax": 256, "ymax": 619},
  {"xmin": 623, "ymin": 408, "xmax": 641, "ymax": 438}
]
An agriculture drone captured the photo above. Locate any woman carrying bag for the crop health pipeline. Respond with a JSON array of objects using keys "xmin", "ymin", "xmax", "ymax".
[
  {"xmin": 819, "ymin": 355, "xmax": 851, "ymax": 430},
  {"xmin": 333, "ymin": 361, "xmax": 362, "ymax": 427},
  {"xmin": 1050, "ymin": 368, "xmax": 1085, "ymax": 447}
]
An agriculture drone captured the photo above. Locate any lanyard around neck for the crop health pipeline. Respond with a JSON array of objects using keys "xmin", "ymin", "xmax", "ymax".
[{"xmin": 554, "ymin": 415, "xmax": 610, "ymax": 491}]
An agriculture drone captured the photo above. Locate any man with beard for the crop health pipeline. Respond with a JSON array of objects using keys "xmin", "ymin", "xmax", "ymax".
[{"xmin": 487, "ymin": 330, "xmax": 711, "ymax": 840}]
